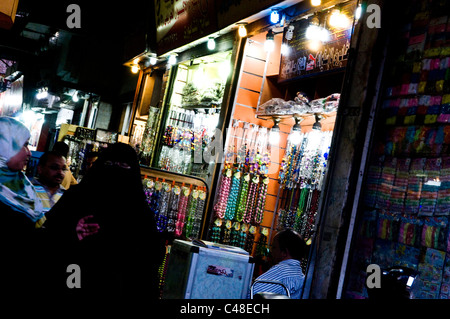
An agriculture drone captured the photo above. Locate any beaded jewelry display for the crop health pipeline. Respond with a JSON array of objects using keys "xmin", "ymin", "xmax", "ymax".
[
  {"xmin": 167, "ymin": 184, "xmax": 180, "ymax": 233},
  {"xmin": 224, "ymin": 168, "xmax": 241, "ymax": 220},
  {"xmin": 243, "ymin": 172, "xmax": 259, "ymax": 224},
  {"xmin": 211, "ymin": 218, "xmax": 223, "ymax": 243},
  {"xmin": 175, "ymin": 186, "xmax": 190, "ymax": 237},
  {"xmin": 213, "ymin": 164, "xmax": 232, "ymax": 218},
  {"xmin": 185, "ymin": 189, "xmax": 199, "ymax": 238},
  {"xmin": 254, "ymin": 176, "xmax": 269, "ymax": 224},
  {"xmin": 236, "ymin": 173, "xmax": 250, "ymax": 222}
]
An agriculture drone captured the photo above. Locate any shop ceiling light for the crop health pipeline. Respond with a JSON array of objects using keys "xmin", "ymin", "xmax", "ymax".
[
  {"xmin": 149, "ymin": 56, "xmax": 157, "ymax": 65},
  {"xmin": 288, "ymin": 117, "xmax": 304, "ymax": 145},
  {"xmin": 131, "ymin": 65, "xmax": 139, "ymax": 73},
  {"xmin": 270, "ymin": 9, "xmax": 280, "ymax": 24},
  {"xmin": 329, "ymin": 8, "xmax": 350, "ymax": 29},
  {"xmin": 238, "ymin": 24, "xmax": 247, "ymax": 37},
  {"xmin": 306, "ymin": 15, "xmax": 330, "ymax": 43},
  {"xmin": 207, "ymin": 37, "xmax": 216, "ymax": 50},
  {"xmin": 264, "ymin": 29, "xmax": 275, "ymax": 52},
  {"xmin": 72, "ymin": 91, "xmax": 79, "ymax": 102},
  {"xmin": 269, "ymin": 118, "xmax": 281, "ymax": 145},
  {"xmin": 312, "ymin": 114, "xmax": 323, "ymax": 130},
  {"xmin": 168, "ymin": 54, "xmax": 177, "ymax": 65},
  {"xmin": 311, "ymin": 0, "xmax": 321, "ymax": 6}
]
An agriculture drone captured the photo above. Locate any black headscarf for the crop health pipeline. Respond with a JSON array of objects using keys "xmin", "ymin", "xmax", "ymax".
[{"xmin": 44, "ymin": 143, "xmax": 162, "ymax": 302}]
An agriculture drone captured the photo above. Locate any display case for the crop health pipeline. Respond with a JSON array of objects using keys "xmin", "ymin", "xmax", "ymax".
[{"xmin": 163, "ymin": 239, "xmax": 254, "ymax": 299}]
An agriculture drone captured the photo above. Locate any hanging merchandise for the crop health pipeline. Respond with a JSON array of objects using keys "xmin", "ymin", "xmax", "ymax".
[
  {"xmin": 276, "ymin": 128, "xmax": 333, "ymax": 240},
  {"xmin": 209, "ymin": 120, "xmax": 271, "ymax": 254},
  {"xmin": 139, "ymin": 107, "xmax": 160, "ymax": 165},
  {"xmin": 143, "ymin": 174, "xmax": 207, "ymax": 240},
  {"xmin": 344, "ymin": 0, "xmax": 450, "ymax": 299}
]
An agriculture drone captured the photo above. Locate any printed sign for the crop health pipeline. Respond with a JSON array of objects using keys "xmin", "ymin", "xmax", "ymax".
[{"xmin": 207, "ymin": 265, "xmax": 234, "ymax": 277}]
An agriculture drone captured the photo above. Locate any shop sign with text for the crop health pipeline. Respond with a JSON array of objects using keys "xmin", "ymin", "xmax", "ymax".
[{"xmin": 155, "ymin": 0, "xmax": 218, "ymax": 56}]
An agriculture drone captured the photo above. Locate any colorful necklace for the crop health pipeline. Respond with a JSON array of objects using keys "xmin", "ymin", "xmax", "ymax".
[
  {"xmin": 224, "ymin": 167, "xmax": 241, "ymax": 221},
  {"xmin": 214, "ymin": 164, "xmax": 232, "ymax": 219},
  {"xmin": 175, "ymin": 186, "xmax": 190, "ymax": 237}
]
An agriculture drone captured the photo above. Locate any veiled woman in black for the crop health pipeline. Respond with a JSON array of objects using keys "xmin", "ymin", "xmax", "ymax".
[{"xmin": 44, "ymin": 143, "xmax": 162, "ymax": 303}]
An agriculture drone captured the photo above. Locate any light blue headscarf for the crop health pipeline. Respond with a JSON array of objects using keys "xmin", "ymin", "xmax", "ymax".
[{"xmin": 0, "ymin": 117, "xmax": 44, "ymax": 223}]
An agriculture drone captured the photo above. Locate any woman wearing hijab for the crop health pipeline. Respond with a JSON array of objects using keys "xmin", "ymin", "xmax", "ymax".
[
  {"xmin": 45, "ymin": 142, "xmax": 162, "ymax": 303},
  {"xmin": 0, "ymin": 117, "xmax": 46, "ymax": 295}
]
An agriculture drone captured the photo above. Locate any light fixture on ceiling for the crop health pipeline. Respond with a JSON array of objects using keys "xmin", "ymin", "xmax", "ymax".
[
  {"xmin": 264, "ymin": 29, "xmax": 275, "ymax": 52},
  {"xmin": 238, "ymin": 23, "xmax": 248, "ymax": 37},
  {"xmin": 311, "ymin": 0, "xmax": 321, "ymax": 6},
  {"xmin": 72, "ymin": 91, "xmax": 79, "ymax": 102},
  {"xmin": 312, "ymin": 114, "xmax": 323, "ymax": 131},
  {"xmin": 329, "ymin": 7, "xmax": 351, "ymax": 29},
  {"xmin": 131, "ymin": 65, "xmax": 139, "ymax": 73},
  {"xmin": 288, "ymin": 117, "xmax": 304, "ymax": 145},
  {"xmin": 168, "ymin": 54, "xmax": 177, "ymax": 65},
  {"xmin": 270, "ymin": 8, "xmax": 281, "ymax": 24},
  {"xmin": 269, "ymin": 117, "xmax": 281, "ymax": 145},
  {"xmin": 149, "ymin": 55, "xmax": 157, "ymax": 65},
  {"xmin": 207, "ymin": 37, "xmax": 216, "ymax": 50}
]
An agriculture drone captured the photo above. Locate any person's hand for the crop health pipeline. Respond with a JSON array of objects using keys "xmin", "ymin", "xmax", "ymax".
[{"xmin": 76, "ymin": 215, "xmax": 100, "ymax": 241}]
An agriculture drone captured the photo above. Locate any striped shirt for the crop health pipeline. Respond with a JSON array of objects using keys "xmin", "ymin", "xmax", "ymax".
[
  {"xmin": 250, "ymin": 259, "xmax": 305, "ymax": 299},
  {"xmin": 32, "ymin": 178, "xmax": 65, "ymax": 214}
]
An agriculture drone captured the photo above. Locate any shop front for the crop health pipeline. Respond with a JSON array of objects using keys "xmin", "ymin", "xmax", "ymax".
[
  {"xmin": 126, "ymin": 0, "xmax": 366, "ymax": 299},
  {"xmin": 341, "ymin": 0, "xmax": 450, "ymax": 300}
]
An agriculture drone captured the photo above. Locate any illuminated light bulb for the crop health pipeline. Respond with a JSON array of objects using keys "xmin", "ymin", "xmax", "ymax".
[
  {"xmin": 131, "ymin": 65, "xmax": 139, "ymax": 73},
  {"xmin": 238, "ymin": 24, "xmax": 247, "ymax": 37},
  {"xmin": 270, "ymin": 9, "xmax": 280, "ymax": 24},
  {"xmin": 133, "ymin": 58, "xmax": 140, "ymax": 64},
  {"xmin": 329, "ymin": 9, "xmax": 350, "ymax": 29},
  {"xmin": 168, "ymin": 54, "xmax": 177, "ymax": 65},
  {"xmin": 264, "ymin": 30, "xmax": 275, "ymax": 52},
  {"xmin": 150, "ymin": 56, "xmax": 157, "ymax": 65},
  {"xmin": 72, "ymin": 91, "xmax": 79, "ymax": 102},
  {"xmin": 207, "ymin": 37, "xmax": 215, "ymax": 50},
  {"xmin": 311, "ymin": 0, "xmax": 321, "ymax": 6},
  {"xmin": 269, "ymin": 119, "xmax": 280, "ymax": 145}
]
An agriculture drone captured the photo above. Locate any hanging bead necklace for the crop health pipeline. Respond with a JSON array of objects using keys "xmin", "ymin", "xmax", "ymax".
[
  {"xmin": 224, "ymin": 167, "xmax": 241, "ymax": 221},
  {"xmin": 175, "ymin": 186, "xmax": 190, "ymax": 237},
  {"xmin": 214, "ymin": 163, "xmax": 232, "ymax": 219}
]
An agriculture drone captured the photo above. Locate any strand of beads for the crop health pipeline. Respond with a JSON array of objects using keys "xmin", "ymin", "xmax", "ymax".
[
  {"xmin": 224, "ymin": 168, "xmax": 241, "ymax": 221},
  {"xmin": 185, "ymin": 188, "xmax": 198, "ymax": 238},
  {"xmin": 167, "ymin": 184, "xmax": 180, "ymax": 233},
  {"xmin": 254, "ymin": 176, "xmax": 269, "ymax": 224},
  {"xmin": 175, "ymin": 186, "xmax": 190, "ymax": 237},
  {"xmin": 236, "ymin": 172, "xmax": 250, "ymax": 222},
  {"xmin": 191, "ymin": 188, "xmax": 206, "ymax": 238},
  {"xmin": 244, "ymin": 168, "xmax": 259, "ymax": 224},
  {"xmin": 213, "ymin": 164, "xmax": 232, "ymax": 219},
  {"xmin": 211, "ymin": 219, "xmax": 223, "ymax": 243}
]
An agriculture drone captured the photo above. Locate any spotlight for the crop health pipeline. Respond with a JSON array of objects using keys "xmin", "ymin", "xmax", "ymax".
[
  {"xmin": 311, "ymin": 0, "xmax": 321, "ymax": 6},
  {"xmin": 131, "ymin": 65, "xmax": 139, "ymax": 73},
  {"xmin": 168, "ymin": 54, "xmax": 177, "ymax": 65},
  {"xmin": 150, "ymin": 56, "xmax": 157, "ymax": 65},
  {"xmin": 270, "ymin": 9, "xmax": 280, "ymax": 24},
  {"xmin": 264, "ymin": 30, "xmax": 275, "ymax": 52},
  {"xmin": 288, "ymin": 117, "xmax": 303, "ymax": 145},
  {"xmin": 72, "ymin": 91, "xmax": 79, "ymax": 102},
  {"xmin": 269, "ymin": 118, "xmax": 281, "ymax": 145},
  {"xmin": 312, "ymin": 114, "xmax": 323, "ymax": 130},
  {"xmin": 238, "ymin": 24, "xmax": 248, "ymax": 37},
  {"xmin": 329, "ymin": 8, "xmax": 350, "ymax": 29},
  {"xmin": 207, "ymin": 37, "xmax": 216, "ymax": 50}
]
